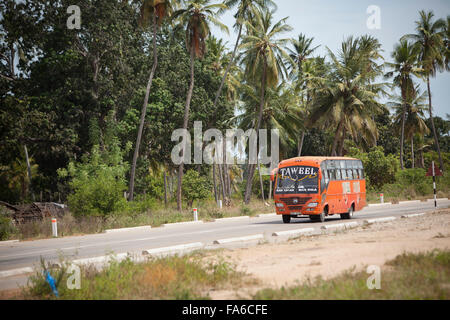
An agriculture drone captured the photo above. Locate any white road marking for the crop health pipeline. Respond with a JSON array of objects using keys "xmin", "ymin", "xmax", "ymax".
[
  {"xmin": 363, "ymin": 216, "xmax": 397, "ymax": 224},
  {"xmin": 0, "ymin": 224, "xmax": 260, "ymax": 259},
  {"xmin": 272, "ymin": 228, "xmax": 315, "ymax": 237},
  {"xmin": 213, "ymin": 234, "xmax": 264, "ymax": 244}
]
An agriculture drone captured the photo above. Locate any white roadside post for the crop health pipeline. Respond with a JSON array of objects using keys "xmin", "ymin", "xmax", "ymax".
[
  {"xmin": 52, "ymin": 218, "xmax": 58, "ymax": 237},
  {"xmin": 193, "ymin": 208, "xmax": 198, "ymax": 222},
  {"xmin": 380, "ymin": 193, "xmax": 384, "ymax": 204},
  {"xmin": 218, "ymin": 200, "xmax": 222, "ymax": 209},
  {"xmin": 432, "ymin": 161, "xmax": 437, "ymax": 208}
]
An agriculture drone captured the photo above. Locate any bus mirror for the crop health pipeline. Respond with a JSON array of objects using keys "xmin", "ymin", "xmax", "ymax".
[{"xmin": 270, "ymin": 168, "xmax": 278, "ymax": 182}]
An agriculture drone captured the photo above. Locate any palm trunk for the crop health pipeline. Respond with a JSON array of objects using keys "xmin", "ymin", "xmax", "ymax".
[
  {"xmin": 177, "ymin": 45, "xmax": 195, "ymax": 211},
  {"xmin": 218, "ymin": 163, "xmax": 226, "ymax": 202},
  {"xmin": 420, "ymin": 148, "xmax": 425, "ymax": 168},
  {"xmin": 331, "ymin": 120, "xmax": 344, "ymax": 156},
  {"xmin": 244, "ymin": 58, "xmax": 267, "ymax": 205},
  {"xmin": 257, "ymin": 158, "xmax": 265, "ymax": 203},
  {"xmin": 212, "ymin": 164, "xmax": 218, "ymax": 203},
  {"xmin": 129, "ymin": 13, "xmax": 158, "ymax": 201},
  {"xmin": 222, "ymin": 140, "xmax": 230, "ymax": 205},
  {"xmin": 211, "ymin": 24, "xmax": 243, "ymax": 120},
  {"xmin": 400, "ymin": 98, "xmax": 406, "ymax": 170},
  {"xmin": 426, "ymin": 76, "xmax": 445, "ymax": 172},
  {"xmin": 268, "ymin": 173, "xmax": 272, "ymax": 201},
  {"xmin": 297, "ymin": 131, "xmax": 305, "ymax": 157},
  {"xmin": 338, "ymin": 133, "xmax": 345, "ymax": 156},
  {"xmin": 23, "ymin": 145, "xmax": 34, "ymax": 200},
  {"xmin": 411, "ymin": 137, "xmax": 414, "ymax": 169},
  {"xmin": 164, "ymin": 171, "xmax": 168, "ymax": 208}
]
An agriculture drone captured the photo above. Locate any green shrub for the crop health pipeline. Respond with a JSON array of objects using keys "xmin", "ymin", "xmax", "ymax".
[
  {"xmin": 395, "ymin": 168, "xmax": 432, "ymax": 196},
  {"xmin": 252, "ymin": 167, "xmax": 271, "ymax": 199},
  {"xmin": 348, "ymin": 146, "xmax": 400, "ymax": 189},
  {"xmin": 0, "ymin": 214, "xmax": 16, "ymax": 240},
  {"xmin": 126, "ymin": 195, "xmax": 159, "ymax": 214},
  {"xmin": 58, "ymin": 142, "xmax": 129, "ymax": 217},
  {"xmin": 182, "ymin": 170, "xmax": 212, "ymax": 207}
]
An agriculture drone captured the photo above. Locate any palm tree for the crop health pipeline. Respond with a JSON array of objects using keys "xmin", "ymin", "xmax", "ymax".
[
  {"xmin": 209, "ymin": 0, "xmax": 276, "ymax": 122},
  {"xmin": 172, "ymin": 0, "xmax": 228, "ymax": 210},
  {"xmin": 286, "ymin": 34, "xmax": 320, "ymax": 76},
  {"xmin": 235, "ymin": 81, "xmax": 301, "ymax": 159},
  {"xmin": 384, "ymin": 40, "xmax": 421, "ymax": 169},
  {"xmin": 444, "ymin": 16, "xmax": 450, "ymax": 70},
  {"xmin": 285, "ymin": 34, "xmax": 320, "ymax": 156},
  {"xmin": 388, "ymin": 87, "xmax": 430, "ymax": 168},
  {"xmin": 239, "ymin": 8, "xmax": 293, "ymax": 204},
  {"xmin": 402, "ymin": 10, "xmax": 446, "ymax": 172},
  {"xmin": 128, "ymin": 0, "xmax": 174, "ymax": 201},
  {"xmin": 294, "ymin": 56, "xmax": 327, "ymax": 156},
  {"xmin": 309, "ymin": 36, "xmax": 386, "ymax": 156}
]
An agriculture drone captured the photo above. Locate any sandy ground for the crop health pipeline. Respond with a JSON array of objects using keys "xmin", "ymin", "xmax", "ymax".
[{"xmin": 208, "ymin": 209, "xmax": 450, "ymax": 299}]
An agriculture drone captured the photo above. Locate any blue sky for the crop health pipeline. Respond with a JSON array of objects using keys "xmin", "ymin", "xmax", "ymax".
[{"xmin": 210, "ymin": 0, "xmax": 450, "ymax": 118}]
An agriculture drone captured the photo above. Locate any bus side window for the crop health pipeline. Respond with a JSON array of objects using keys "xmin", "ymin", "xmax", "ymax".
[
  {"xmin": 324, "ymin": 169, "xmax": 329, "ymax": 184},
  {"xmin": 340, "ymin": 169, "xmax": 346, "ymax": 180},
  {"xmin": 347, "ymin": 169, "xmax": 353, "ymax": 180},
  {"xmin": 353, "ymin": 169, "xmax": 359, "ymax": 179},
  {"xmin": 329, "ymin": 169, "xmax": 336, "ymax": 180},
  {"xmin": 358, "ymin": 168, "xmax": 365, "ymax": 179},
  {"xmin": 336, "ymin": 168, "xmax": 342, "ymax": 180}
]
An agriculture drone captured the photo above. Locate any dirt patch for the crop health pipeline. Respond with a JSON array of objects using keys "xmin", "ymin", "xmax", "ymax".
[{"xmin": 207, "ymin": 209, "xmax": 450, "ymax": 300}]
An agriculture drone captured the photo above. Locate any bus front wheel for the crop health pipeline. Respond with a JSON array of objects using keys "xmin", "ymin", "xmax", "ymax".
[
  {"xmin": 310, "ymin": 210, "xmax": 326, "ymax": 223},
  {"xmin": 341, "ymin": 205, "xmax": 354, "ymax": 220},
  {"xmin": 282, "ymin": 215, "xmax": 291, "ymax": 224}
]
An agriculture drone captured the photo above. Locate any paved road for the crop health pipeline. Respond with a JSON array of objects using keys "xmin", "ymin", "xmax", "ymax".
[
  {"xmin": 1, "ymin": 199, "xmax": 448, "ymax": 274},
  {"xmin": 0, "ymin": 199, "xmax": 448, "ymax": 291}
]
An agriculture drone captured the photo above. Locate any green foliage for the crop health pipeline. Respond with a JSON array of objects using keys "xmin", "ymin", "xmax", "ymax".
[
  {"xmin": 348, "ymin": 146, "xmax": 400, "ymax": 189},
  {"xmin": 0, "ymin": 213, "xmax": 16, "ymax": 241},
  {"xmin": 24, "ymin": 253, "xmax": 242, "ymax": 300},
  {"xmin": 423, "ymin": 151, "xmax": 450, "ymax": 172},
  {"xmin": 395, "ymin": 168, "xmax": 432, "ymax": 195},
  {"xmin": 252, "ymin": 168, "xmax": 271, "ymax": 199},
  {"xmin": 58, "ymin": 142, "xmax": 129, "ymax": 217},
  {"xmin": 182, "ymin": 170, "xmax": 212, "ymax": 207}
]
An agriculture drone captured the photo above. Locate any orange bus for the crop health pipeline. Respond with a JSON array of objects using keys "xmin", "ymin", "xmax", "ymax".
[{"xmin": 271, "ymin": 157, "xmax": 366, "ymax": 223}]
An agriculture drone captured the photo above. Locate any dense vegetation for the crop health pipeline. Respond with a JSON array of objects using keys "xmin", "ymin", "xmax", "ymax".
[{"xmin": 0, "ymin": 1, "xmax": 449, "ymax": 220}]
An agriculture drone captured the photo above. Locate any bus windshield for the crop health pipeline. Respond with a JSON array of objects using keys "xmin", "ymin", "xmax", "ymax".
[{"xmin": 275, "ymin": 166, "xmax": 319, "ymax": 194}]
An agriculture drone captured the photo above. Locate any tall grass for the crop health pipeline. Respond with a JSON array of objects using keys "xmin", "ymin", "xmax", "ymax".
[
  {"xmin": 22, "ymin": 253, "xmax": 244, "ymax": 300},
  {"xmin": 253, "ymin": 249, "xmax": 450, "ymax": 300}
]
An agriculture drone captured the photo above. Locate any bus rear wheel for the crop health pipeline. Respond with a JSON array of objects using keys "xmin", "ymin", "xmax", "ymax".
[
  {"xmin": 282, "ymin": 215, "xmax": 291, "ymax": 224},
  {"xmin": 341, "ymin": 205, "xmax": 354, "ymax": 220}
]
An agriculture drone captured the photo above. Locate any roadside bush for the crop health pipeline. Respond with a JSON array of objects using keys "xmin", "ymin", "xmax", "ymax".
[
  {"xmin": 126, "ymin": 195, "xmax": 159, "ymax": 214},
  {"xmin": 0, "ymin": 214, "xmax": 16, "ymax": 240},
  {"xmin": 182, "ymin": 170, "xmax": 212, "ymax": 207},
  {"xmin": 252, "ymin": 167, "xmax": 271, "ymax": 199},
  {"xmin": 348, "ymin": 146, "xmax": 399, "ymax": 189},
  {"xmin": 58, "ymin": 142, "xmax": 129, "ymax": 217},
  {"xmin": 395, "ymin": 168, "xmax": 432, "ymax": 195}
]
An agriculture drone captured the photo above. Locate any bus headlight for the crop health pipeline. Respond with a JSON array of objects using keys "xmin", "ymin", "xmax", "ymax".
[
  {"xmin": 307, "ymin": 202, "xmax": 319, "ymax": 208},
  {"xmin": 276, "ymin": 203, "xmax": 284, "ymax": 208}
]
